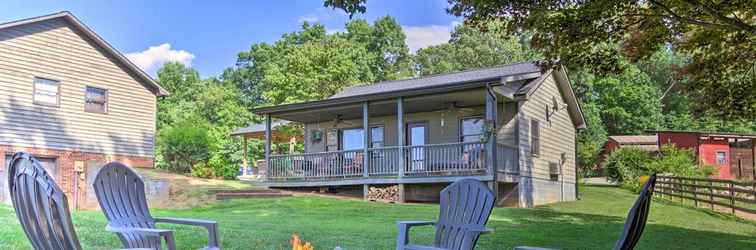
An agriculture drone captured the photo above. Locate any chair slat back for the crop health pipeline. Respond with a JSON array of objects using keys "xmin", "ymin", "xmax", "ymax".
[
  {"xmin": 614, "ymin": 174, "xmax": 657, "ymax": 250},
  {"xmin": 93, "ymin": 162, "xmax": 160, "ymax": 248},
  {"xmin": 434, "ymin": 179, "xmax": 495, "ymax": 250},
  {"xmin": 7, "ymin": 152, "xmax": 82, "ymax": 250}
]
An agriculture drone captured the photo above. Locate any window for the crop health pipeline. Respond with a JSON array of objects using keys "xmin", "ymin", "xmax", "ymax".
[
  {"xmin": 370, "ymin": 126, "xmax": 384, "ymax": 148},
  {"xmin": 85, "ymin": 86, "xmax": 108, "ymax": 113},
  {"xmin": 716, "ymin": 151, "xmax": 727, "ymax": 165},
  {"xmin": 461, "ymin": 117, "xmax": 484, "ymax": 142},
  {"xmin": 33, "ymin": 77, "xmax": 60, "ymax": 106},
  {"xmin": 5, "ymin": 154, "xmax": 58, "ymax": 180},
  {"xmin": 549, "ymin": 162, "xmax": 560, "ymax": 181},
  {"xmin": 531, "ymin": 120, "xmax": 540, "ymax": 156},
  {"xmin": 340, "ymin": 128, "xmax": 364, "ymax": 150}
]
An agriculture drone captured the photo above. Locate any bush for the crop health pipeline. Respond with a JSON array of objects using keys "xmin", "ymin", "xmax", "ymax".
[
  {"xmin": 604, "ymin": 148, "xmax": 653, "ymax": 190},
  {"xmin": 156, "ymin": 118, "xmax": 212, "ymax": 173},
  {"xmin": 605, "ymin": 144, "xmax": 715, "ymax": 191},
  {"xmin": 647, "ymin": 144, "xmax": 715, "ymax": 177}
]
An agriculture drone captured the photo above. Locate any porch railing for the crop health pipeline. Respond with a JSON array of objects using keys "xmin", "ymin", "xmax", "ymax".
[
  {"xmin": 267, "ymin": 141, "xmax": 517, "ymax": 181},
  {"xmin": 497, "ymin": 143, "xmax": 519, "ymax": 174}
]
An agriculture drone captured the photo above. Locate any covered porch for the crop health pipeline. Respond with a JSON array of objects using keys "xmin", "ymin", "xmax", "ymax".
[{"xmin": 257, "ymin": 86, "xmax": 521, "ymax": 186}]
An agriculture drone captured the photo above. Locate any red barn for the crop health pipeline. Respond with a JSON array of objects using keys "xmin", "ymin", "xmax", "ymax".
[
  {"xmin": 601, "ymin": 131, "xmax": 756, "ymax": 180},
  {"xmin": 655, "ymin": 131, "xmax": 755, "ymax": 180}
]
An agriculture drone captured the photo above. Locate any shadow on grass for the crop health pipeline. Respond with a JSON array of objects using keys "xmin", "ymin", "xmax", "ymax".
[{"xmin": 477, "ymin": 207, "xmax": 756, "ymax": 250}]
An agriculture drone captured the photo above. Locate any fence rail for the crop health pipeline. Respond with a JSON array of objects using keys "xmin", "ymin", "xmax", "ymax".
[
  {"xmin": 654, "ymin": 175, "xmax": 756, "ymax": 215},
  {"xmin": 267, "ymin": 141, "xmax": 517, "ymax": 181}
]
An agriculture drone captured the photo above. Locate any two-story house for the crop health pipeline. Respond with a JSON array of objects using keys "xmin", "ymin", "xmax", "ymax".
[{"xmin": 0, "ymin": 12, "xmax": 167, "ymax": 207}]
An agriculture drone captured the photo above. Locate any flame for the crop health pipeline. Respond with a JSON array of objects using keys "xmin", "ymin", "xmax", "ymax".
[{"xmin": 292, "ymin": 234, "xmax": 314, "ymax": 250}]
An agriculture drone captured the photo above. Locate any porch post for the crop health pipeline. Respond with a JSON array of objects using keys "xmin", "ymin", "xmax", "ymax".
[
  {"xmin": 264, "ymin": 114, "xmax": 272, "ymax": 179},
  {"xmin": 397, "ymin": 97, "xmax": 405, "ymax": 178},
  {"xmin": 486, "ymin": 85, "xmax": 497, "ymax": 179},
  {"xmin": 243, "ymin": 136, "xmax": 248, "ymax": 175},
  {"xmin": 363, "ymin": 101, "xmax": 370, "ymax": 178}
]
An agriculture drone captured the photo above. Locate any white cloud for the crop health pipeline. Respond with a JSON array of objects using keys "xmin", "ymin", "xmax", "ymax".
[
  {"xmin": 403, "ymin": 22, "xmax": 460, "ymax": 53},
  {"xmin": 298, "ymin": 15, "xmax": 320, "ymax": 23},
  {"xmin": 297, "ymin": 7, "xmax": 345, "ymax": 24},
  {"xmin": 125, "ymin": 43, "xmax": 195, "ymax": 74}
]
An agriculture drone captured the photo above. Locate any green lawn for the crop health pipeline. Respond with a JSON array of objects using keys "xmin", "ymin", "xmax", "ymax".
[{"xmin": 1, "ymin": 186, "xmax": 754, "ymax": 249}]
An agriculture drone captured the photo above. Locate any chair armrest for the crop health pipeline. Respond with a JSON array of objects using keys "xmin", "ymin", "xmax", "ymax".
[
  {"xmin": 514, "ymin": 246, "xmax": 559, "ymax": 250},
  {"xmin": 397, "ymin": 221, "xmax": 436, "ymax": 250},
  {"xmin": 155, "ymin": 217, "xmax": 220, "ymax": 248},
  {"xmin": 397, "ymin": 221, "xmax": 436, "ymax": 228},
  {"xmin": 106, "ymin": 224, "xmax": 172, "ymax": 237},
  {"xmin": 106, "ymin": 225, "xmax": 177, "ymax": 250},
  {"xmin": 466, "ymin": 225, "xmax": 493, "ymax": 234},
  {"xmin": 155, "ymin": 217, "xmax": 216, "ymax": 227}
]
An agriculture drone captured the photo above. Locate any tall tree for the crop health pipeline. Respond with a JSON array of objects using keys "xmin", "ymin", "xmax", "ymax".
[
  {"xmin": 327, "ymin": 0, "xmax": 756, "ymax": 119},
  {"xmin": 414, "ymin": 21, "xmax": 541, "ymax": 75},
  {"xmin": 227, "ymin": 17, "xmax": 413, "ymax": 105}
]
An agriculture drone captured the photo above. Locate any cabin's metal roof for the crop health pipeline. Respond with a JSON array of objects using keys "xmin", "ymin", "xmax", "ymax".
[{"xmin": 330, "ymin": 62, "xmax": 540, "ymax": 99}]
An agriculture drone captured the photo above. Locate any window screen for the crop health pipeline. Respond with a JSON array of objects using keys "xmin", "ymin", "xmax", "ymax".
[
  {"xmin": 461, "ymin": 117, "xmax": 484, "ymax": 143},
  {"xmin": 85, "ymin": 86, "xmax": 108, "ymax": 113}
]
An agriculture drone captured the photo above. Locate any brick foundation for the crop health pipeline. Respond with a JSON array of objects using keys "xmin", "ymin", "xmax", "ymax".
[{"xmin": 0, "ymin": 145, "xmax": 154, "ymax": 209}]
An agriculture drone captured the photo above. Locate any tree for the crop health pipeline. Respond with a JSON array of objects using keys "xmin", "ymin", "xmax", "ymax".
[
  {"xmin": 327, "ymin": 0, "xmax": 756, "ymax": 119},
  {"xmin": 227, "ymin": 18, "xmax": 414, "ymax": 105},
  {"xmin": 571, "ymin": 63, "xmax": 665, "ymax": 135},
  {"xmin": 156, "ymin": 62, "xmax": 253, "ymax": 179},
  {"xmin": 346, "ymin": 16, "xmax": 414, "ymax": 81},
  {"xmin": 414, "ymin": 21, "xmax": 541, "ymax": 75},
  {"xmin": 156, "ymin": 62, "xmax": 205, "ymax": 129}
]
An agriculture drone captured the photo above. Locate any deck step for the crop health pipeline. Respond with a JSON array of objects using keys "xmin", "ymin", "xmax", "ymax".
[{"xmin": 215, "ymin": 192, "xmax": 292, "ymax": 200}]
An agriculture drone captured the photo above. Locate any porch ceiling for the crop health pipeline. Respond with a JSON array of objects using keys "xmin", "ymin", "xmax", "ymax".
[{"xmin": 271, "ymin": 88, "xmax": 496, "ymax": 123}]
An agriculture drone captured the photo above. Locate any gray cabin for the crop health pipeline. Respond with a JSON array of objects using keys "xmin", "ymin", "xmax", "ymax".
[{"xmin": 252, "ymin": 62, "xmax": 586, "ymax": 207}]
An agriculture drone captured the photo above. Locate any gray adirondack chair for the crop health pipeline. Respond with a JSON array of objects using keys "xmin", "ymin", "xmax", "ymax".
[
  {"xmin": 515, "ymin": 174, "xmax": 658, "ymax": 250},
  {"xmin": 93, "ymin": 162, "xmax": 220, "ymax": 250},
  {"xmin": 7, "ymin": 152, "xmax": 82, "ymax": 250},
  {"xmin": 396, "ymin": 178, "xmax": 495, "ymax": 250}
]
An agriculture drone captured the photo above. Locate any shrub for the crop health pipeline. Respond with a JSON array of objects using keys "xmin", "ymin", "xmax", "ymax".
[
  {"xmin": 647, "ymin": 144, "xmax": 715, "ymax": 177},
  {"xmin": 157, "ymin": 118, "xmax": 212, "ymax": 173},
  {"xmin": 605, "ymin": 144, "xmax": 715, "ymax": 191},
  {"xmin": 604, "ymin": 148, "xmax": 653, "ymax": 190}
]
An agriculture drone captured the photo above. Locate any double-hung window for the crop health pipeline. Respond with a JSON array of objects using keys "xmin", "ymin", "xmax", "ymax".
[{"xmin": 33, "ymin": 78, "xmax": 60, "ymax": 107}]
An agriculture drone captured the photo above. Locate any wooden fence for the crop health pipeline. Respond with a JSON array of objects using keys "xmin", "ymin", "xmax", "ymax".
[{"xmin": 654, "ymin": 175, "xmax": 756, "ymax": 215}]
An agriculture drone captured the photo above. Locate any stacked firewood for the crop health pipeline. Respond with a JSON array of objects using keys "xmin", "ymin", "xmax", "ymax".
[{"xmin": 367, "ymin": 185, "xmax": 399, "ymax": 202}]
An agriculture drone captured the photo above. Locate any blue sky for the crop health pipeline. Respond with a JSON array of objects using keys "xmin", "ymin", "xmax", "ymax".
[{"xmin": 1, "ymin": 1, "xmax": 461, "ymax": 77}]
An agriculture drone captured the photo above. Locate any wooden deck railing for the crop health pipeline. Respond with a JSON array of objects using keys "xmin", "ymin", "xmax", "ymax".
[
  {"xmin": 654, "ymin": 175, "xmax": 756, "ymax": 215},
  {"xmin": 267, "ymin": 141, "xmax": 517, "ymax": 181}
]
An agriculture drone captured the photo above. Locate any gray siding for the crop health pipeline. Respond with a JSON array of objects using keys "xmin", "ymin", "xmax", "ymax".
[
  {"xmin": 0, "ymin": 19, "xmax": 156, "ymax": 157},
  {"xmin": 516, "ymin": 73, "xmax": 577, "ymax": 207},
  {"xmin": 304, "ymin": 104, "xmax": 516, "ymax": 153}
]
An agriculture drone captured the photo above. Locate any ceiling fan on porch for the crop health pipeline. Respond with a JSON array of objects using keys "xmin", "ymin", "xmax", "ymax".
[
  {"xmin": 332, "ymin": 114, "xmax": 354, "ymax": 128},
  {"xmin": 438, "ymin": 102, "xmax": 475, "ymax": 130}
]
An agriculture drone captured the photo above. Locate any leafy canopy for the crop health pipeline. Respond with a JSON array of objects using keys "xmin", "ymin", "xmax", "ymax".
[{"xmin": 327, "ymin": 0, "xmax": 756, "ymax": 119}]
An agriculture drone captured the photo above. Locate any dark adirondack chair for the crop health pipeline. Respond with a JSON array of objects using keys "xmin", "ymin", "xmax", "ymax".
[
  {"xmin": 7, "ymin": 152, "xmax": 83, "ymax": 250},
  {"xmin": 515, "ymin": 174, "xmax": 658, "ymax": 250},
  {"xmin": 396, "ymin": 178, "xmax": 495, "ymax": 250},
  {"xmin": 93, "ymin": 162, "xmax": 220, "ymax": 250}
]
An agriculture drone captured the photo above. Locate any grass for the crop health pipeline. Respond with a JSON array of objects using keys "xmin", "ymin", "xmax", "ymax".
[{"xmin": 1, "ymin": 186, "xmax": 754, "ymax": 250}]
